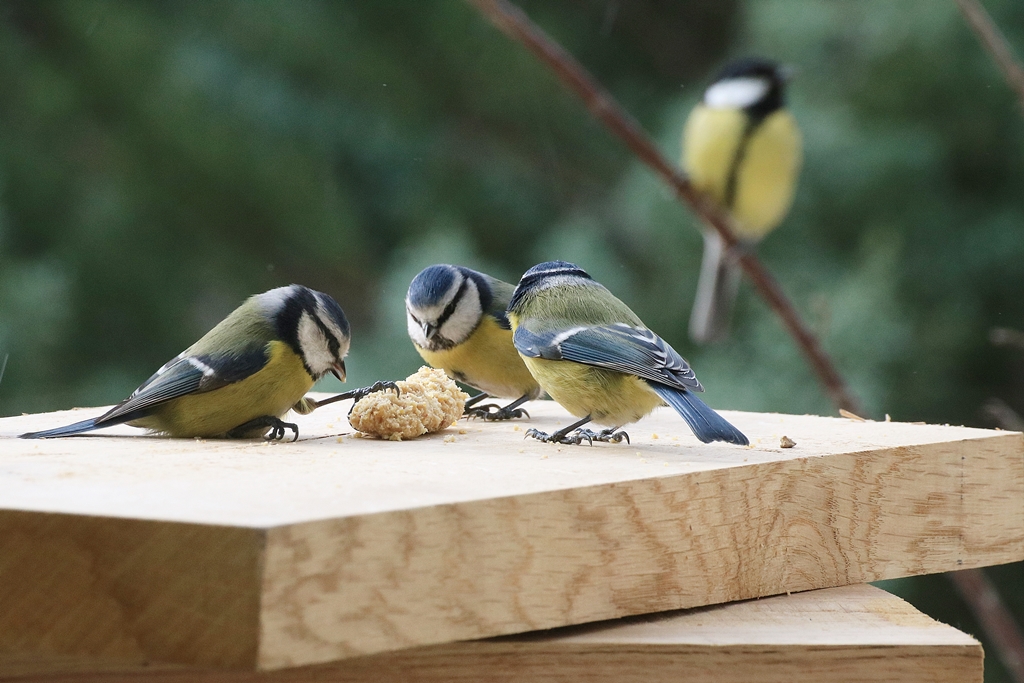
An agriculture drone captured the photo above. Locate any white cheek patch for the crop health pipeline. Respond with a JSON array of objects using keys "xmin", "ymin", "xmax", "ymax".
[
  {"xmin": 438, "ymin": 278, "xmax": 481, "ymax": 345},
  {"xmin": 314, "ymin": 299, "xmax": 350, "ymax": 359},
  {"xmin": 704, "ymin": 77, "xmax": 770, "ymax": 109},
  {"xmin": 297, "ymin": 311, "xmax": 336, "ymax": 377},
  {"xmin": 407, "ymin": 306, "xmax": 429, "ymax": 347}
]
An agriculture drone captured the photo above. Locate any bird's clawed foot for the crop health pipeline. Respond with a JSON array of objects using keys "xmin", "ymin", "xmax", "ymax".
[
  {"xmin": 308, "ymin": 381, "xmax": 401, "ymax": 413},
  {"xmin": 465, "ymin": 403, "xmax": 530, "ymax": 421},
  {"xmin": 465, "ymin": 394, "xmax": 530, "ymax": 421},
  {"xmin": 343, "ymin": 380, "xmax": 401, "ymax": 416},
  {"xmin": 228, "ymin": 416, "xmax": 300, "ymax": 442},
  {"xmin": 524, "ymin": 426, "xmax": 629, "ymax": 446},
  {"xmin": 346, "ymin": 380, "xmax": 401, "ymax": 404},
  {"xmin": 265, "ymin": 419, "xmax": 299, "ymax": 442}
]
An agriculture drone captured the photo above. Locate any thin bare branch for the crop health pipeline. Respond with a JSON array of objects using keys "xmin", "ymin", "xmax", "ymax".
[
  {"xmin": 955, "ymin": 0, "xmax": 1024, "ymax": 113},
  {"xmin": 467, "ymin": 5, "xmax": 1024, "ymax": 679},
  {"xmin": 950, "ymin": 568, "xmax": 1024, "ymax": 683},
  {"xmin": 466, "ymin": 0, "xmax": 861, "ymax": 414}
]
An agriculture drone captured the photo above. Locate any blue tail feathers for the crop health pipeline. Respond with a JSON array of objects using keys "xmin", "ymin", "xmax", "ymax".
[
  {"xmin": 19, "ymin": 417, "xmax": 102, "ymax": 439},
  {"xmin": 648, "ymin": 383, "xmax": 748, "ymax": 445}
]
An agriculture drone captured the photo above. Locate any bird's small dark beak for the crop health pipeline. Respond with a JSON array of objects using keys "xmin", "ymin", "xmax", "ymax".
[
  {"xmin": 422, "ymin": 322, "xmax": 436, "ymax": 339},
  {"xmin": 331, "ymin": 360, "xmax": 347, "ymax": 383}
]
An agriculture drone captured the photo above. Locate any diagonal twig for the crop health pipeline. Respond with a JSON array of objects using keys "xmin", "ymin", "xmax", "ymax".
[
  {"xmin": 466, "ymin": 0, "xmax": 860, "ymax": 415},
  {"xmin": 955, "ymin": 0, "xmax": 1024, "ymax": 113},
  {"xmin": 950, "ymin": 568, "xmax": 1024, "ymax": 683},
  {"xmin": 468, "ymin": 1, "xmax": 1024, "ymax": 679},
  {"xmin": 956, "ymin": 0, "xmax": 1024, "ymax": 676}
]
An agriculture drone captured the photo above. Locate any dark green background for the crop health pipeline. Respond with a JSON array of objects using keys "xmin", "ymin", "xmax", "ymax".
[{"xmin": 2, "ymin": 2, "xmax": 1023, "ymax": 678}]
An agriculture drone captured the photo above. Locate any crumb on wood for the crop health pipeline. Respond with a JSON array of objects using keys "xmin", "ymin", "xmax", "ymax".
[
  {"xmin": 780, "ymin": 435, "xmax": 796, "ymax": 449},
  {"xmin": 348, "ymin": 366, "xmax": 468, "ymax": 441}
]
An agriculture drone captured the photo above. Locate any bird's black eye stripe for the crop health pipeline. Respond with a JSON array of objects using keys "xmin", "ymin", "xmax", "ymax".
[
  {"xmin": 310, "ymin": 312, "xmax": 341, "ymax": 357},
  {"xmin": 437, "ymin": 277, "xmax": 470, "ymax": 328}
]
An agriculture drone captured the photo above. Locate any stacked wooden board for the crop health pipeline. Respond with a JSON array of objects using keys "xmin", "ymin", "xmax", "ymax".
[
  {"xmin": 1, "ymin": 585, "xmax": 982, "ymax": 682},
  {"xmin": 1, "ymin": 399, "xmax": 1020, "ymax": 679}
]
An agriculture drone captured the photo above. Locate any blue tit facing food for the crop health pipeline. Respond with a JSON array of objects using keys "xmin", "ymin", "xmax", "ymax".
[
  {"xmin": 406, "ymin": 264, "xmax": 542, "ymax": 421},
  {"xmin": 684, "ymin": 57, "xmax": 802, "ymax": 344},
  {"xmin": 21, "ymin": 285, "xmax": 351, "ymax": 441},
  {"xmin": 507, "ymin": 260, "xmax": 748, "ymax": 446}
]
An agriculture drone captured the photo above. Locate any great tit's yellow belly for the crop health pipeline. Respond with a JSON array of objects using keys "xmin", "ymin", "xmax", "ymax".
[
  {"xmin": 684, "ymin": 106, "xmax": 801, "ymax": 240},
  {"xmin": 416, "ymin": 316, "xmax": 541, "ymax": 400},
  {"xmin": 129, "ymin": 341, "xmax": 315, "ymax": 438},
  {"xmin": 521, "ymin": 356, "xmax": 663, "ymax": 427}
]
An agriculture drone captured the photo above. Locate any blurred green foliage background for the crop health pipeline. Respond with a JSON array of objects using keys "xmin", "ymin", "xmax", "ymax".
[{"xmin": 2, "ymin": 1, "xmax": 1023, "ymax": 679}]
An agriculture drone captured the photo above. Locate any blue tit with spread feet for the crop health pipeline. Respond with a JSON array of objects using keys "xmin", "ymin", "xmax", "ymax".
[
  {"xmin": 21, "ymin": 285, "xmax": 354, "ymax": 441},
  {"xmin": 684, "ymin": 57, "xmax": 802, "ymax": 343},
  {"xmin": 406, "ymin": 264, "xmax": 542, "ymax": 421},
  {"xmin": 506, "ymin": 261, "xmax": 748, "ymax": 446}
]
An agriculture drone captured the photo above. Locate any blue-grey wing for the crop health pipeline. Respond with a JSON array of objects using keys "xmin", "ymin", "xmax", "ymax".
[
  {"xmin": 98, "ymin": 347, "xmax": 270, "ymax": 424},
  {"xmin": 513, "ymin": 323, "xmax": 703, "ymax": 393}
]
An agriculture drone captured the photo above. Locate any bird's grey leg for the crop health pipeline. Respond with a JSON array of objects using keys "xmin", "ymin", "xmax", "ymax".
[
  {"xmin": 308, "ymin": 381, "xmax": 401, "ymax": 410},
  {"xmin": 463, "ymin": 392, "xmax": 491, "ymax": 411},
  {"xmin": 227, "ymin": 416, "xmax": 300, "ymax": 442},
  {"xmin": 466, "ymin": 394, "xmax": 531, "ymax": 421},
  {"xmin": 525, "ymin": 415, "xmax": 595, "ymax": 445}
]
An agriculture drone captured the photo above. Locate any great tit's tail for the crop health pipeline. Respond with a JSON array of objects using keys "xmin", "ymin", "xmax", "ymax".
[
  {"xmin": 20, "ymin": 417, "xmax": 102, "ymax": 439},
  {"xmin": 689, "ymin": 230, "xmax": 742, "ymax": 344},
  {"xmin": 649, "ymin": 383, "xmax": 748, "ymax": 445}
]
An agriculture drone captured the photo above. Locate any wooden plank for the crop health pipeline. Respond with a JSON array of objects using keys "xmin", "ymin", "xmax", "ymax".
[
  {"xmin": 0, "ymin": 400, "xmax": 1020, "ymax": 670},
  {"xmin": 0, "ymin": 585, "xmax": 983, "ymax": 682}
]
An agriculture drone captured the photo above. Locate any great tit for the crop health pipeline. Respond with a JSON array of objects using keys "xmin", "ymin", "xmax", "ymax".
[
  {"xmin": 684, "ymin": 57, "xmax": 802, "ymax": 343},
  {"xmin": 406, "ymin": 264, "xmax": 542, "ymax": 420},
  {"xmin": 21, "ymin": 285, "xmax": 351, "ymax": 440},
  {"xmin": 507, "ymin": 260, "xmax": 748, "ymax": 446}
]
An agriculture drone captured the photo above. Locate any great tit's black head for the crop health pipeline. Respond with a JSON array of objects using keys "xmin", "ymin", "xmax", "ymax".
[
  {"xmin": 267, "ymin": 285, "xmax": 351, "ymax": 381},
  {"xmin": 406, "ymin": 264, "xmax": 491, "ymax": 350},
  {"xmin": 508, "ymin": 260, "xmax": 593, "ymax": 313},
  {"xmin": 704, "ymin": 57, "xmax": 789, "ymax": 120}
]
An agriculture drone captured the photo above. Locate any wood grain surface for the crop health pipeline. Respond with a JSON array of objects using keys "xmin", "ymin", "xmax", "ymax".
[
  {"xmin": 0, "ymin": 400, "xmax": 1019, "ymax": 669},
  {"xmin": 1, "ymin": 585, "xmax": 982, "ymax": 682}
]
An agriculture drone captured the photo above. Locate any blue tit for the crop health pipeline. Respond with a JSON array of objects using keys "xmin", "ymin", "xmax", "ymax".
[
  {"xmin": 684, "ymin": 57, "xmax": 802, "ymax": 343},
  {"xmin": 507, "ymin": 261, "xmax": 748, "ymax": 446},
  {"xmin": 406, "ymin": 264, "xmax": 542, "ymax": 421},
  {"xmin": 21, "ymin": 285, "xmax": 351, "ymax": 441}
]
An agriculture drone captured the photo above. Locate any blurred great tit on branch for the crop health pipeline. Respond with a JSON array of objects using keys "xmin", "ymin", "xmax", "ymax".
[{"xmin": 684, "ymin": 57, "xmax": 802, "ymax": 343}]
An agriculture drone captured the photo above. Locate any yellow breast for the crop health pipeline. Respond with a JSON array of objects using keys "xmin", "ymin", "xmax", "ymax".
[
  {"xmin": 520, "ymin": 356, "xmax": 663, "ymax": 428},
  {"xmin": 683, "ymin": 106, "xmax": 801, "ymax": 240},
  {"xmin": 416, "ymin": 316, "xmax": 540, "ymax": 400},
  {"xmin": 131, "ymin": 341, "xmax": 314, "ymax": 438}
]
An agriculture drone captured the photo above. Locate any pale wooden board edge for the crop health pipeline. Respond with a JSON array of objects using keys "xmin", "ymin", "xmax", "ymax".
[
  {"xmin": 256, "ymin": 433, "xmax": 1021, "ymax": 667},
  {"xmin": 0, "ymin": 586, "xmax": 982, "ymax": 683}
]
